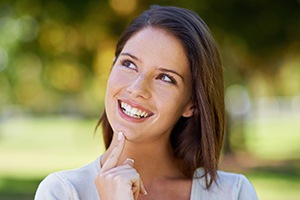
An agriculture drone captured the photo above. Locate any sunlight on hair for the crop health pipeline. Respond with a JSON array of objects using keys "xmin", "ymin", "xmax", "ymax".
[{"xmin": 109, "ymin": 0, "xmax": 137, "ymax": 15}]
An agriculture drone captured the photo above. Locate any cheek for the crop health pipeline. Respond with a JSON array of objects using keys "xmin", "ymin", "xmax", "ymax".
[
  {"xmin": 105, "ymin": 71, "xmax": 119, "ymax": 106},
  {"xmin": 105, "ymin": 69, "xmax": 132, "ymax": 107},
  {"xmin": 156, "ymin": 92, "xmax": 182, "ymax": 112},
  {"xmin": 107, "ymin": 69, "xmax": 119, "ymax": 87},
  {"xmin": 107, "ymin": 67, "xmax": 133, "ymax": 87},
  {"xmin": 106, "ymin": 69, "xmax": 124, "ymax": 93},
  {"xmin": 158, "ymin": 90, "xmax": 191, "ymax": 115}
]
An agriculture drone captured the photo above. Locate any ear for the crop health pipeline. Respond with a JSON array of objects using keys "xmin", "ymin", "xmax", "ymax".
[{"xmin": 182, "ymin": 101, "xmax": 195, "ymax": 117}]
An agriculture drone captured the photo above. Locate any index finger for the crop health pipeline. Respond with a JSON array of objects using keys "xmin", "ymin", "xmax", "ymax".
[{"xmin": 101, "ymin": 132, "xmax": 125, "ymax": 172}]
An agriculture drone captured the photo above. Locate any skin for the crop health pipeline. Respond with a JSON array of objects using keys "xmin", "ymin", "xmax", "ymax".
[{"xmin": 94, "ymin": 27, "xmax": 195, "ymax": 200}]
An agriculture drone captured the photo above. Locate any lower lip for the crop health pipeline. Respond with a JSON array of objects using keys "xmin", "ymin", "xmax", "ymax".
[{"xmin": 118, "ymin": 103, "xmax": 149, "ymax": 123}]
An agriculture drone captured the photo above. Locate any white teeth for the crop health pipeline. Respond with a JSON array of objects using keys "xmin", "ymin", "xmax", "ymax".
[
  {"xmin": 120, "ymin": 101, "xmax": 150, "ymax": 118},
  {"xmin": 131, "ymin": 108, "xmax": 138, "ymax": 115},
  {"xmin": 136, "ymin": 109, "xmax": 142, "ymax": 116}
]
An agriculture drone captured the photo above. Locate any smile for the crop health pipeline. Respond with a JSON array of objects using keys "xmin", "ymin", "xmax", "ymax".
[{"xmin": 120, "ymin": 101, "xmax": 151, "ymax": 119}]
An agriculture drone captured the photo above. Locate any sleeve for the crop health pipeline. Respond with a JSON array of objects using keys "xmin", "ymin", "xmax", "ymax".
[
  {"xmin": 237, "ymin": 175, "xmax": 259, "ymax": 200},
  {"xmin": 34, "ymin": 173, "xmax": 80, "ymax": 200}
]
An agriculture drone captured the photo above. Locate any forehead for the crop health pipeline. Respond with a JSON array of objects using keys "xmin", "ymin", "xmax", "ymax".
[{"xmin": 121, "ymin": 27, "xmax": 190, "ymax": 73}]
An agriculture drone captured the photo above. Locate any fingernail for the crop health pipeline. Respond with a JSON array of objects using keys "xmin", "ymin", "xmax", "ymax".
[
  {"xmin": 144, "ymin": 190, "xmax": 148, "ymax": 195},
  {"xmin": 118, "ymin": 131, "xmax": 123, "ymax": 141},
  {"xmin": 125, "ymin": 158, "xmax": 134, "ymax": 164}
]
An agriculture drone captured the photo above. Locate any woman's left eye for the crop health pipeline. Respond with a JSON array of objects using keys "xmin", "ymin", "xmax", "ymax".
[{"xmin": 157, "ymin": 74, "xmax": 177, "ymax": 85}]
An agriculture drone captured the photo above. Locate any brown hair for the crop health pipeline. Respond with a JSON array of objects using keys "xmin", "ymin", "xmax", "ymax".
[{"xmin": 97, "ymin": 5, "xmax": 225, "ymax": 188}]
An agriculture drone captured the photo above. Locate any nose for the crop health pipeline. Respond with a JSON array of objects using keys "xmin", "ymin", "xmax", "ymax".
[{"xmin": 126, "ymin": 75, "xmax": 151, "ymax": 99}]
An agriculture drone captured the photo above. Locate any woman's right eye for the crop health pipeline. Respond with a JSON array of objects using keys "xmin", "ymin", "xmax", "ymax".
[{"xmin": 121, "ymin": 60, "xmax": 136, "ymax": 70}]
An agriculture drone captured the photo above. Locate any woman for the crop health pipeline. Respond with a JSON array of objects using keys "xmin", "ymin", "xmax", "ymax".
[{"xmin": 35, "ymin": 5, "xmax": 258, "ymax": 200}]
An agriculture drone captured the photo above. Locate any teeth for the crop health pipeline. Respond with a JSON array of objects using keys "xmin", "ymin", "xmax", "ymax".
[
  {"xmin": 136, "ymin": 109, "xmax": 142, "ymax": 116},
  {"xmin": 131, "ymin": 108, "xmax": 138, "ymax": 115},
  {"xmin": 120, "ymin": 102, "xmax": 149, "ymax": 118}
]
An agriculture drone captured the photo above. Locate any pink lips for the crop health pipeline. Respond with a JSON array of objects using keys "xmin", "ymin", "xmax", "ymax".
[{"xmin": 118, "ymin": 99, "xmax": 153, "ymax": 122}]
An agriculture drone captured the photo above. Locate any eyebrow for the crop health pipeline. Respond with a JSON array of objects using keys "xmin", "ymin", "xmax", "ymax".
[
  {"xmin": 120, "ymin": 52, "xmax": 141, "ymax": 62},
  {"xmin": 158, "ymin": 67, "xmax": 184, "ymax": 81}
]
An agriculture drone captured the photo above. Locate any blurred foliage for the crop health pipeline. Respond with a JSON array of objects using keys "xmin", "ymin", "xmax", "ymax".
[
  {"xmin": 0, "ymin": 0, "xmax": 300, "ymax": 117},
  {"xmin": 1, "ymin": 1, "xmax": 299, "ymax": 199}
]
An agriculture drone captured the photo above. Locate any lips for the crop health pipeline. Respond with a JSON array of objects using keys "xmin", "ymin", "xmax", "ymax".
[{"xmin": 119, "ymin": 100, "xmax": 153, "ymax": 119}]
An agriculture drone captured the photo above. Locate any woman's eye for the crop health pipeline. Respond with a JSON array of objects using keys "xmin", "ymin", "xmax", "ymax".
[
  {"xmin": 121, "ymin": 60, "xmax": 136, "ymax": 70},
  {"xmin": 157, "ymin": 74, "xmax": 177, "ymax": 85}
]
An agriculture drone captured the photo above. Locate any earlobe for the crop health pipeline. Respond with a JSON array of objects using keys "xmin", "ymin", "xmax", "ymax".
[{"xmin": 182, "ymin": 103, "xmax": 195, "ymax": 117}]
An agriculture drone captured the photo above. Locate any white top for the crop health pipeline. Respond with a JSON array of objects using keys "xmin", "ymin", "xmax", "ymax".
[{"xmin": 35, "ymin": 156, "xmax": 258, "ymax": 200}]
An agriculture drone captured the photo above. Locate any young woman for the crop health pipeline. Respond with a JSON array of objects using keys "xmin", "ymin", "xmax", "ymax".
[{"xmin": 35, "ymin": 5, "xmax": 258, "ymax": 200}]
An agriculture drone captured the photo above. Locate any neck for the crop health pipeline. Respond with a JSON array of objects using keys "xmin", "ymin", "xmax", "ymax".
[{"xmin": 101, "ymin": 135, "xmax": 185, "ymax": 182}]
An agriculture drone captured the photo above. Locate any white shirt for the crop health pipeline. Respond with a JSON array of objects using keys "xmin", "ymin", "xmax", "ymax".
[{"xmin": 35, "ymin": 156, "xmax": 258, "ymax": 200}]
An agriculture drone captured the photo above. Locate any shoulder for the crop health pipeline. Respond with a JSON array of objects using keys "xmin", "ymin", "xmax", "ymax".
[
  {"xmin": 35, "ymin": 172, "xmax": 79, "ymax": 200},
  {"xmin": 35, "ymin": 157, "xmax": 101, "ymax": 200},
  {"xmin": 216, "ymin": 171, "xmax": 257, "ymax": 198},
  {"xmin": 192, "ymin": 169, "xmax": 258, "ymax": 200}
]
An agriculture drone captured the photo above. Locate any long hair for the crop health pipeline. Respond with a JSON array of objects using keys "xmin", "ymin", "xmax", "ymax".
[{"xmin": 97, "ymin": 5, "xmax": 225, "ymax": 189}]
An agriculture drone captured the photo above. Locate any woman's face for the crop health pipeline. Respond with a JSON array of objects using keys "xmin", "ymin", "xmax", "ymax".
[{"xmin": 105, "ymin": 27, "xmax": 194, "ymax": 142}]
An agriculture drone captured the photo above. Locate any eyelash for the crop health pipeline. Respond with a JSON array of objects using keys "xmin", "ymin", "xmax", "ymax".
[
  {"xmin": 157, "ymin": 73, "xmax": 177, "ymax": 85},
  {"xmin": 119, "ymin": 58, "xmax": 177, "ymax": 85},
  {"xmin": 120, "ymin": 59, "xmax": 137, "ymax": 70}
]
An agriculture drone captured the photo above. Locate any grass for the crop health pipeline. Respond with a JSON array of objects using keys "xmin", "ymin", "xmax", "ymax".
[
  {"xmin": 245, "ymin": 116, "xmax": 300, "ymax": 160},
  {"xmin": 0, "ymin": 114, "xmax": 299, "ymax": 199},
  {"xmin": 0, "ymin": 116, "xmax": 104, "ymax": 178},
  {"xmin": 0, "ymin": 116, "xmax": 105, "ymax": 199},
  {"xmin": 248, "ymin": 170, "xmax": 300, "ymax": 200}
]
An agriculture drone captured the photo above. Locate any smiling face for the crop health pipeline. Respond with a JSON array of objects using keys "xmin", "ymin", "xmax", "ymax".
[{"xmin": 105, "ymin": 27, "xmax": 194, "ymax": 142}]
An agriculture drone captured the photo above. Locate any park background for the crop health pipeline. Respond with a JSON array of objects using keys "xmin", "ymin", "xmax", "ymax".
[{"xmin": 0, "ymin": 0, "xmax": 300, "ymax": 199}]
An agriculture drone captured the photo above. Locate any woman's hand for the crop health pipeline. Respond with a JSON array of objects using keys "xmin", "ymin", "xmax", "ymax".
[{"xmin": 94, "ymin": 132, "xmax": 147, "ymax": 200}]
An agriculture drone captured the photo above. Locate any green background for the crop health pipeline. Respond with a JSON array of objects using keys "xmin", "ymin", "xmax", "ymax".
[{"xmin": 0, "ymin": 0, "xmax": 300, "ymax": 199}]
